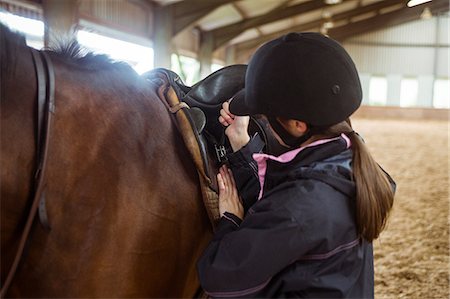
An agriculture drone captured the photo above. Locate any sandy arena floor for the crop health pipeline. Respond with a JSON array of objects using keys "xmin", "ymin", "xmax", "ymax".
[{"xmin": 351, "ymin": 118, "xmax": 449, "ymax": 299}]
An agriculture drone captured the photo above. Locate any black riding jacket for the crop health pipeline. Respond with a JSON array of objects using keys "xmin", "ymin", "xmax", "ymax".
[{"xmin": 197, "ymin": 134, "xmax": 394, "ymax": 298}]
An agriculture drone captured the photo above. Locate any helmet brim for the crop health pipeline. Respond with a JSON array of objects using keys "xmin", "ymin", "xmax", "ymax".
[{"xmin": 229, "ymin": 89, "xmax": 258, "ymax": 116}]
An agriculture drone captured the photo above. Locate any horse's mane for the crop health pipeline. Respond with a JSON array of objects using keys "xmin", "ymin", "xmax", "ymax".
[
  {"xmin": 0, "ymin": 23, "xmax": 135, "ymax": 74},
  {"xmin": 50, "ymin": 40, "xmax": 134, "ymax": 72}
]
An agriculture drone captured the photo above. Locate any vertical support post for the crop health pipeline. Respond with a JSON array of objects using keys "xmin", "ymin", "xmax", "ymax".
[
  {"xmin": 153, "ymin": 5, "xmax": 173, "ymax": 69},
  {"xmin": 225, "ymin": 45, "xmax": 236, "ymax": 66},
  {"xmin": 198, "ymin": 31, "xmax": 214, "ymax": 79},
  {"xmin": 431, "ymin": 14, "xmax": 442, "ymax": 107},
  {"xmin": 42, "ymin": 0, "xmax": 79, "ymax": 48}
]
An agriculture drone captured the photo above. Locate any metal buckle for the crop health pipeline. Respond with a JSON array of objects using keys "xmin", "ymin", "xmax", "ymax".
[{"xmin": 214, "ymin": 144, "xmax": 228, "ymax": 162}]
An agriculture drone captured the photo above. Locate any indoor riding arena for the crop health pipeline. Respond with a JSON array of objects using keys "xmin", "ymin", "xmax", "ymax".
[
  {"xmin": 352, "ymin": 109, "xmax": 449, "ymax": 298},
  {"xmin": 1, "ymin": 0, "xmax": 449, "ymax": 298}
]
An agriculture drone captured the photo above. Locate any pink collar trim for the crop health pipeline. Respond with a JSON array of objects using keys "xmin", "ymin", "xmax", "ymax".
[{"xmin": 252, "ymin": 133, "xmax": 351, "ymax": 200}]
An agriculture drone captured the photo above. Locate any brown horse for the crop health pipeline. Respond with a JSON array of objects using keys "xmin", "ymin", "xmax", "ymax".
[{"xmin": 1, "ymin": 24, "xmax": 212, "ymax": 297}]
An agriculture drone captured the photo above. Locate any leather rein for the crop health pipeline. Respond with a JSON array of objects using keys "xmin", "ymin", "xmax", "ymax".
[{"xmin": 0, "ymin": 49, "xmax": 55, "ymax": 297}]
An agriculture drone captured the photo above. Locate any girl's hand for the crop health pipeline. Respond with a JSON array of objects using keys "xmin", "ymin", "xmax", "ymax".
[
  {"xmin": 217, "ymin": 165, "xmax": 244, "ymax": 220},
  {"xmin": 218, "ymin": 101, "xmax": 250, "ymax": 152}
]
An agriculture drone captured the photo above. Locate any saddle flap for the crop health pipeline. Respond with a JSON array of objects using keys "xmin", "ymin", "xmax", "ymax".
[
  {"xmin": 186, "ymin": 64, "xmax": 247, "ymax": 106},
  {"xmin": 189, "ymin": 107, "xmax": 206, "ymax": 134}
]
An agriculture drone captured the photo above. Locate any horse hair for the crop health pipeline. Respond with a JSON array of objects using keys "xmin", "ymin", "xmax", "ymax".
[
  {"xmin": 49, "ymin": 39, "xmax": 134, "ymax": 72},
  {"xmin": 0, "ymin": 22, "xmax": 135, "ymax": 74}
]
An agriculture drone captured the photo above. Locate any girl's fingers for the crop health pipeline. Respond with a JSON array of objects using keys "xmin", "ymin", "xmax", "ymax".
[
  {"xmin": 220, "ymin": 166, "xmax": 231, "ymax": 189},
  {"xmin": 227, "ymin": 168, "xmax": 237, "ymax": 197},
  {"xmin": 219, "ymin": 165, "xmax": 240, "ymax": 201},
  {"xmin": 220, "ymin": 109, "xmax": 234, "ymax": 124},
  {"xmin": 218, "ymin": 165, "xmax": 243, "ymax": 218},
  {"xmin": 220, "ymin": 165, "xmax": 228, "ymax": 175},
  {"xmin": 218, "ymin": 116, "xmax": 229, "ymax": 126},
  {"xmin": 217, "ymin": 173, "xmax": 225, "ymax": 192},
  {"xmin": 222, "ymin": 101, "xmax": 230, "ymax": 113},
  {"xmin": 222, "ymin": 166, "xmax": 233, "ymax": 191},
  {"xmin": 220, "ymin": 167, "xmax": 230, "ymax": 192},
  {"xmin": 222, "ymin": 102, "xmax": 235, "ymax": 117}
]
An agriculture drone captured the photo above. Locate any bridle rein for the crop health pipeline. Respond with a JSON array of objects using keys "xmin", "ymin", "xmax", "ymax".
[{"xmin": 1, "ymin": 49, "xmax": 55, "ymax": 297}]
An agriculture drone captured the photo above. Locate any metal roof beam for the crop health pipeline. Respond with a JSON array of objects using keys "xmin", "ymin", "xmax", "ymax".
[
  {"xmin": 330, "ymin": 0, "xmax": 449, "ymax": 41},
  {"xmin": 171, "ymin": 0, "xmax": 236, "ymax": 36},
  {"xmin": 234, "ymin": 0, "xmax": 407, "ymax": 54},
  {"xmin": 210, "ymin": 0, "xmax": 341, "ymax": 49}
]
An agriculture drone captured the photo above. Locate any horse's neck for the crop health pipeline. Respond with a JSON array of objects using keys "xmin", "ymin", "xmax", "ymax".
[{"xmin": 0, "ymin": 43, "xmax": 40, "ymax": 286}]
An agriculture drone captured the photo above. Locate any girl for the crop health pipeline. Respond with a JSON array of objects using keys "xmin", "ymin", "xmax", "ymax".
[{"xmin": 197, "ymin": 32, "xmax": 395, "ymax": 298}]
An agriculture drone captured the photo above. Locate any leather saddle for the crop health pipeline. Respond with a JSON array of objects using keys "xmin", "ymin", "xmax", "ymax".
[
  {"xmin": 154, "ymin": 65, "xmax": 247, "ymax": 139},
  {"xmin": 144, "ymin": 65, "xmax": 245, "ymax": 175},
  {"xmin": 144, "ymin": 64, "xmax": 280, "ymax": 176}
]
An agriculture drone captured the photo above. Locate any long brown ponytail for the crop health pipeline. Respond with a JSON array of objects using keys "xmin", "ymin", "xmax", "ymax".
[{"xmin": 316, "ymin": 119, "xmax": 395, "ymax": 242}]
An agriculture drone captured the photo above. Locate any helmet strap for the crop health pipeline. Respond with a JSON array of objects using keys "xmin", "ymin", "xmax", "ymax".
[{"xmin": 267, "ymin": 116, "xmax": 312, "ymax": 148}]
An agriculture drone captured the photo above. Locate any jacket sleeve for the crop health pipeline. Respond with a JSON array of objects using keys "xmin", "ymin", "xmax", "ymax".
[
  {"xmin": 227, "ymin": 134, "xmax": 264, "ymax": 212},
  {"xmin": 197, "ymin": 188, "xmax": 308, "ymax": 298}
]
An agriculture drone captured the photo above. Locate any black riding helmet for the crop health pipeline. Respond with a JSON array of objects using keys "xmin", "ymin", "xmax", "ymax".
[{"xmin": 229, "ymin": 32, "xmax": 362, "ymax": 127}]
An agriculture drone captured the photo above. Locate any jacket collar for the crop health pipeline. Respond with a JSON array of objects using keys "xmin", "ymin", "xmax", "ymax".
[{"xmin": 253, "ymin": 134, "xmax": 352, "ymax": 200}]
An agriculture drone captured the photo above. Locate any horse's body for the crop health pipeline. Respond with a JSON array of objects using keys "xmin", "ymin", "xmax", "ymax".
[{"xmin": 1, "ymin": 25, "xmax": 212, "ymax": 297}]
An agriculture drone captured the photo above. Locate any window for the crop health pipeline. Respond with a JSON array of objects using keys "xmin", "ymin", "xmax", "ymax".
[
  {"xmin": 171, "ymin": 54, "xmax": 200, "ymax": 85},
  {"xmin": 433, "ymin": 79, "xmax": 450, "ymax": 108},
  {"xmin": 77, "ymin": 30, "xmax": 153, "ymax": 74},
  {"xmin": 0, "ymin": 11, "xmax": 153, "ymax": 74},
  {"xmin": 400, "ymin": 78, "xmax": 418, "ymax": 107},
  {"xmin": 368, "ymin": 76, "xmax": 388, "ymax": 106},
  {"xmin": 0, "ymin": 11, "xmax": 44, "ymax": 49},
  {"xmin": 211, "ymin": 63, "xmax": 224, "ymax": 73}
]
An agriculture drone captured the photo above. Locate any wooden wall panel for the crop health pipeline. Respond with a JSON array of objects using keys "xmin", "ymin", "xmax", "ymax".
[{"xmin": 78, "ymin": 0, "xmax": 152, "ymax": 38}]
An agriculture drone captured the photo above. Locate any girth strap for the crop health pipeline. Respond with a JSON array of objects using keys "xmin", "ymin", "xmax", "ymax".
[{"xmin": 0, "ymin": 49, "xmax": 55, "ymax": 298}]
